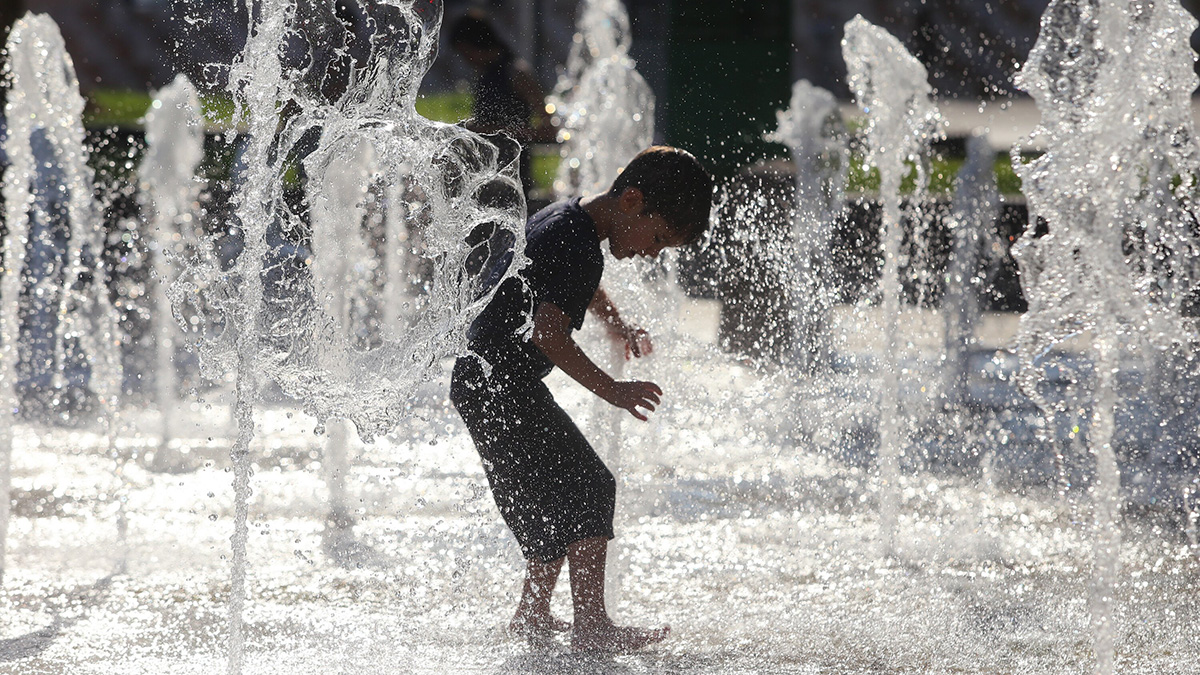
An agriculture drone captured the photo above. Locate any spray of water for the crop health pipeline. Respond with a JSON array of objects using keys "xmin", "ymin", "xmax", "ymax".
[
  {"xmin": 842, "ymin": 15, "xmax": 945, "ymax": 555},
  {"xmin": 1, "ymin": 13, "xmax": 126, "ymax": 582},
  {"xmin": 550, "ymin": 0, "xmax": 654, "ymax": 200},
  {"xmin": 943, "ymin": 133, "xmax": 1001, "ymax": 409},
  {"xmin": 1012, "ymin": 1, "xmax": 1200, "ymax": 671},
  {"xmin": 139, "ymin": 75, "xmax": 207, "ymax": 470},
  {"xmin": 766, "ymin": 79, "xmax": 850, "ymax": 374},
  {"xmin": 171, "ymin": 2, "xmax": 527, "ymax": 670}
]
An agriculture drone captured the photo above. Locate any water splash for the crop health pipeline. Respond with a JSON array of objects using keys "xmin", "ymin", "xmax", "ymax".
[
  {"xmin": 139, "ymin": 75, "xmax": 207, "ymax": 469},
  {"xmin": 172, "ymin": 2, "xmax": 527, "ymax": 670},
  {"xmin": 842, "ymin": 15, "xmax": 945, "ymax": 555},
  {"xmin": 766, "ymin": 79, "xmax": 850, "ymax": 374},
  {"xmin": 1012, "ymin": 1, "xmax": 1200, "ymax": 671},
  {"xmin": 550, "ymin": 0, "xmax": 654, "ymax": 199},
  {"xmin": 943, "ymin": 133, "xmax": 1001, "ymax": 408},
  {"xmin": 183, "ymin": 1, "xmax": 528, "ymax": 441},
  {"xmin": 1, "ymin": 13, "xmax": 125, "ymax": 582}
]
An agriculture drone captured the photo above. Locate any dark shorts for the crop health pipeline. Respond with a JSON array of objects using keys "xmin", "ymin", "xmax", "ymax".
[{"xmin": 450, "ymin": 356, "xmax": 616, "ymax": 563}]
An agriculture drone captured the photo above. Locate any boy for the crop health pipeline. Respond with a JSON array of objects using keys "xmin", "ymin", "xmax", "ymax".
[{"xmin": 450, "ymin": 146, "xmax": 713, "ymax": 652}]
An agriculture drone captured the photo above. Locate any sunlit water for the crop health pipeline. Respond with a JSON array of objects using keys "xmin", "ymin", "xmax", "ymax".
[
  {"xmin": 1012, "ymin": 1, "xmax": 1200, "ymax": 670},
  {"xmin": 172, "ymin": 2, "xmax": 528, "ymax": 669},
  {"xmin": 764, "ymin": 79, "xmax": 849, "ymax": 374},
  {"xmin": 139, "ymin": 74, "xmax": 206, "ymax": 464},
  {"xmin": 943, "ymin": 133, "xmax": 1001, "ymax": 409},
  {"xmin": 549, "ymin": 0, "xmax": 654, "ymax": 199},
  {"xmin": 3, "ymin": 319, "xmax": 1199, "ymax": 673},
  {"xmin": 4, "ymin": 1, "xmax": 1200, "ymax": 673},
  {"xmin": 2, "ymin": 13, "xmax": 124, "ymax": 583},
  {"xmin": 842, "ymin": 15, "xmax": 945, "ymax": 555}
]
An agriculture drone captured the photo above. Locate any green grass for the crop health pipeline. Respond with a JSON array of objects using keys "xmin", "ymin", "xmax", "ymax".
[
  {"xmin": 84, "ymin": 88, "xmax": 240, "ymax": 129},
  {"xmin": 83, "ymin": 89, "xmax": 151, "ymax": 128},
  {"xmin": 414, "ymin": 90, "xmax": 473, "ymax": 123},
  {"xmin": 845, "ymin": 155, "xmax": 1024, "ymax": 196}
]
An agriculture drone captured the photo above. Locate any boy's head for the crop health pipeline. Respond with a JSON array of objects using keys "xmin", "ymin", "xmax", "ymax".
[{"xmin": 607, "ymin": 146, "xmax": 713, "ymax": 249}]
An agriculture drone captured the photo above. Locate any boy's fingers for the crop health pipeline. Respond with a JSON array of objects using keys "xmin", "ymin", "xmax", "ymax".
[{"xmin": 637, "ymin": 332, "xmax": 653, "ymax": 356}]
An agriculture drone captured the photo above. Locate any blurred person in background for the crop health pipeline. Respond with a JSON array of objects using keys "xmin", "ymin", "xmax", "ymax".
[{"xmin": 449, "ymin": 8, "xmax": 555, "ymax": 204}]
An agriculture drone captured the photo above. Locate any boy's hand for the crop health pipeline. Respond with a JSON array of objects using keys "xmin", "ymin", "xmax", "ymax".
[
  {"xmin": 589, "ymin": 288, "xmax": 652, "ymax": 359},
  {"xmin": 602, "ymin": 380, "xmax": 663, "ymax": 421},
  {"xmin": 607, "ymin": 324, "xmax": 653, "ymax": 360}
]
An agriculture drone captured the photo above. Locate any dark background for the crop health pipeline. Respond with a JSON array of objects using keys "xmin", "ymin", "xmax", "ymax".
[
  {"xmin": 2, "ymin": 0, "xmax": 1199, "ymax": 348},
  {"xmin": 8, "ymin": 0, "xmax": 1200, "ymax": 179}
]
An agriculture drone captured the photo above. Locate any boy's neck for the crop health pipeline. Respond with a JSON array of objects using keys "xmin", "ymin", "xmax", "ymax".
[{"xmin": 580, "ymin": 193, "xmax": 615, "ymax": 243}]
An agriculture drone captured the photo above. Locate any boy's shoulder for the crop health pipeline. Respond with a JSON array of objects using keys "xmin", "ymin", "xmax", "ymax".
[
  {"xmin": 526, "ymin": 198, "xmax": 599, "ymax": 254},
  {"xmin": 528, "ymin": 197, "xmax": 587, "ymax": 230}
]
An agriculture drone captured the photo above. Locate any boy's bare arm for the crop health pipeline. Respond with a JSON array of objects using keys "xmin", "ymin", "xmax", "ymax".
[
  {"xmin": 532, "ymin": 301, "xmax": 661, "ymax": 421},
  {"xmin": 588, "ymin": 287, "xmax": 653, "ymax": 359}
]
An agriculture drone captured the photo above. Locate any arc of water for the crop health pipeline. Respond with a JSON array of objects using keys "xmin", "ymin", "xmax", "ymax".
[
  {"xmin": 195, "ymin": 3, "xmax": 528, "ymax": 671},
  {"xmin": 1012, "ymin": 1, "xmax": 1200, "ymax": 672},
  {"xmin": 842, "ymin": 15, "xmax": 944, "ymax": 555}
]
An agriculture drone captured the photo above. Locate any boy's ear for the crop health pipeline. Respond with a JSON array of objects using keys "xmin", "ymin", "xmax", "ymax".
[{"xmin": 617, "ymin": 186, "xmax": 646, "ymax": 214}]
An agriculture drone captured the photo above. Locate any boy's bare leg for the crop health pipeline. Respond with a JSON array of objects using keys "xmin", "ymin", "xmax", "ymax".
[
  {"xmin": 510, "ymin": 557, "xmax": 570, "ymax": 636},
  {"xmin": 567, "ymin": 536, "xmax": 669, "ymax": 652}
]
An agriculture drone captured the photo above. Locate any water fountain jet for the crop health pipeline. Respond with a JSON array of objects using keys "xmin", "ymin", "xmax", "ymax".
[
  {"xmin": 1012, "ymin": 0, "xmax": 1200, "ymax": 670},
  {"xmin": 2, "ymin": 12, "xmax": 125, "ymax": 583},
  {"xmin": 943, "ymin": 133, "xmax": 1001, "ymax": 410},
  {"xmin": 766, "ymin": 79, "xmax": 850, "ymax": 375},
  {"xmin": 842, "ymin": 15, "xmax": 945, "ymax": 554},
  {"xmin": 139, "ymin": 75, "xmax": 207, "ymax": 472}
]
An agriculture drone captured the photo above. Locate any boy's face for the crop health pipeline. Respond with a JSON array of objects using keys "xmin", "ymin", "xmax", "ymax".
[{"xmin": 609, "ymin": 188, "xmax": 688, "ymax": 260}]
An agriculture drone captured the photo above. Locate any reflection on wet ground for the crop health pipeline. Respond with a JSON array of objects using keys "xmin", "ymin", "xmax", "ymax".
[{"xmin": 3, "ymin": 342, "xmax": 1199, "ymax": 673}]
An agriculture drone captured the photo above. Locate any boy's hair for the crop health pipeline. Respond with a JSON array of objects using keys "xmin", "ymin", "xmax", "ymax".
[{"xmin": 609, "ymin": 146, "xmax": 713, "ymax": 244}]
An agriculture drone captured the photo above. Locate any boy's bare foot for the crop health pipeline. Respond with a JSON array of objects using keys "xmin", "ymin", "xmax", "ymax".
[
  {"xmin": 570, "ymin": 618, "xmax": 669, "ymax": 653},
  {"xmin": 509, "ymin": 611, "xmax": 570, "ymax": 639}
]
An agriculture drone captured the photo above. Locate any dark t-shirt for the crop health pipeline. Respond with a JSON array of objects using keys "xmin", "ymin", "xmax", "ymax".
[{"xmin": 468, "ymin": 198, "xmax": 604, "ymax": 381}]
